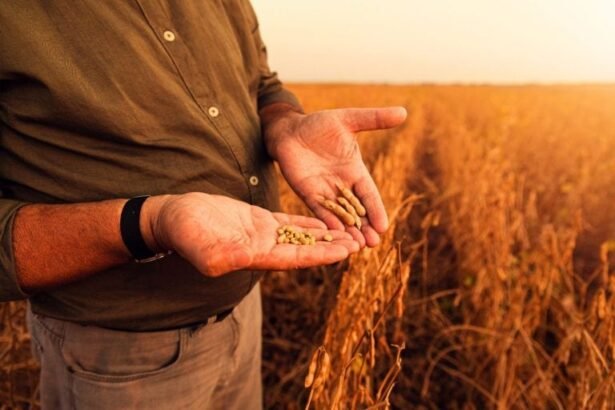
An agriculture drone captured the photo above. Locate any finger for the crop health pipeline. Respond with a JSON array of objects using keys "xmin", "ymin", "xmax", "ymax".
[
  {"xmin": 339, "ymin": 107, "xmax": 407, "ymax": 133},
  {"xmin": 327, "ymin": 238, "xmax": 360, "ymax": 253},
  {"xmin": 353, "ymin": 174, "xmax": 388, "ymax": 234},
  {"xmin": 361, "ymin": 224, "xmax": 381, "ymax": 248},
  {"xmin": 257, "ymin": 243, "xmax": 351, "ymax": 270},
  {"xmin": 345, "ymin": 226, "xmax": 366, "ymax": 249},
  {"xmin": 273, "ymin": 213, "xmax": 327, "ymax": 230}
]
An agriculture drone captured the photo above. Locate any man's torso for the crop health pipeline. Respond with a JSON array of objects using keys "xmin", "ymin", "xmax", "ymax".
[{"xmin": 0, "ymin": 0, "xmax": 281, "ymax": 330}]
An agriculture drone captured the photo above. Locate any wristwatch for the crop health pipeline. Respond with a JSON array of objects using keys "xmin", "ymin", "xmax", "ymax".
[{"xmin": 120, "ymin": 195, "xmax": 171, "ymax": 263}]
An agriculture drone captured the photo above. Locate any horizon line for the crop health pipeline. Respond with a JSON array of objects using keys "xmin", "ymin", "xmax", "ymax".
[{"xmin": 286, "ymin": 81, "xmax": 615, "ymax": 87}]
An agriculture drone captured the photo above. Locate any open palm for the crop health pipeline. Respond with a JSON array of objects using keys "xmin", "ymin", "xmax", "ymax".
[
  {"xmin": 152, "ymin": 193, "xmax": 358, "ymax": 276},
  {"xmin": 265, "ymin": 107, "xmax": 407, "ymax": 247}
]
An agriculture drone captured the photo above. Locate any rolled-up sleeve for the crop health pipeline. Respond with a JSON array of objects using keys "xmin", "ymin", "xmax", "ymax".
[
  {"xmin": 247, "ymin": 4, "xmax": 303, "ymax": 112},
  {"xmin": 0, "ymin": 199, "xmax": 29, "ymax": 301}
]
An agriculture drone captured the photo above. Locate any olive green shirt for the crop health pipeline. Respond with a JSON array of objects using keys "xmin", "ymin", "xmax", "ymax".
[{"xmin": 0, "ymin": 1, "xmax": 301, "ymax": 330}]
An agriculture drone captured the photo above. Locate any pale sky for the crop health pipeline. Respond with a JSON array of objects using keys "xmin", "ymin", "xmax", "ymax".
[{"xmin": 252, "ymin": 0, "xmax": 615, "ymax": 84}]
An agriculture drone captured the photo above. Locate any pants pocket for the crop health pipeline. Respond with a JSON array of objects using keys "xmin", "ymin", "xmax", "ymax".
[{"xmin": 60, "ymin": 322, "xmax": 184, "ymax": 383}]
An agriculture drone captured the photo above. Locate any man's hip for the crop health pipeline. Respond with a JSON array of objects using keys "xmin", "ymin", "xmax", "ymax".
[{"xmin": 28, "ymin": 283, "xmax": 263, "ymax": 409}]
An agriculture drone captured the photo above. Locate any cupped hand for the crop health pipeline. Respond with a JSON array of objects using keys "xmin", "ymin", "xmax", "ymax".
[
  {"xmin": 262, "ymin": 106, "xmax": 407, "ymax": 247},
  {"xmin": 143, "ymin": 193, "xmax": 359, "ymax": 277}
]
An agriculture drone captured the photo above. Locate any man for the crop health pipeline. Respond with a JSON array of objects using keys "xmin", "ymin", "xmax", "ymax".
[{"xmin": 0, "ymin": 1, "xmax": 406, "ymax": 408}]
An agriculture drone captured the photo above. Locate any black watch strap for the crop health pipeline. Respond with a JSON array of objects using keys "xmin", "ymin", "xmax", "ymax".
[{"xmin": 120, "ymin": 195, "xmax": 158, "ymax": 261}]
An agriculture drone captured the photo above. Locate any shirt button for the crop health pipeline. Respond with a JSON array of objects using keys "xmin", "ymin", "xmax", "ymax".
[
  {"xmin": 249, "ymin": 176, "xmax": 259, "ymax": 186},
  {"xmin": 208, "ymin": 106, "xmax": 220, "ymax": 118},
  {"xmin": 163, "ymin": 30, "xmax": 176, "ymax": 42}
]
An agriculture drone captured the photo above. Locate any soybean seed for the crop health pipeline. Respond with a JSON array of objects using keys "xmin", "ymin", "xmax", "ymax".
[{"xmin": 276, "ymin": 225, "xmax": 316, "ymax": 246}]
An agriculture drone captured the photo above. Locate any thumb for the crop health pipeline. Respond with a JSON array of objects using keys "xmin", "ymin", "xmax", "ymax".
[{"xmin": 339, "ymin": 106, "xmax": 407, "ymax": 133}]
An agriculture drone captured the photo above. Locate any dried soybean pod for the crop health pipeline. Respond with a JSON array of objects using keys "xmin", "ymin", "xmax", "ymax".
[
  {"xmin": 348, "ymin": 195, "xmax": 366, "ymax": 217},
  {"xmin": 347, "ymin": 195, "xmax": 367, "ymax": 217},
  {"xmin": 336, "ymin": 196, "xmax": 352, "ymax": 212},
  {"xmin": 596, "ymin": 289, "xmax": 607, "ymax": 319},
  {"xmin": 337, "ymin": 197, "xmax": 362, "ymax": 230},
  {"xmin": 312, "ymin": 349, "xmax": 331, "ymax": 389},
  {"xmin": 336, "ymin": 182, "xmax": 367, "ymax": 217},
  {"xmin": 304, "ymin": 348, "xmax": 320, "ymax": 388},
  {"xmin": 369, "ymin": 329, "xmax": 376, "ymax": 368},
  {"xmin": 320, "ymin": 199, "xmax": 355, "ymax": 226}
]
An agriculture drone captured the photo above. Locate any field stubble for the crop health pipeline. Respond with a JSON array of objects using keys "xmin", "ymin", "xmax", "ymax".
[{"xmin": 1, "ymin": 84, "xmax": 615, "ymax": 409}]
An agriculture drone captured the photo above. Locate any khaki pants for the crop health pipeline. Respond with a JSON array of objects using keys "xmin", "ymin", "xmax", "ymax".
[{"xmin": 28, "ymin": 284, "xmax": 263, "ymax": 410}]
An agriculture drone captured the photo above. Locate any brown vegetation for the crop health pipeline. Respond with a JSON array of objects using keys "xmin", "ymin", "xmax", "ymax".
[
  {"xmin": 1, "ymin": 84, "xmax": 614, "ymax": 409},
  {"xmin": 263, "ymin": 84, "xmax": 615, "ymax": 409}
]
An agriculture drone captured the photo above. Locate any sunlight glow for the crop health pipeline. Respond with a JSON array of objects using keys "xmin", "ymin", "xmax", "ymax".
[{"xmin": 252, "ymin": 0, "xmax": 615, "ymax": 83}]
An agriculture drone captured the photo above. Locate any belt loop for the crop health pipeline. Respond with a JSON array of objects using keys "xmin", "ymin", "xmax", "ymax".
[{"xmin": 188, "ymin": 308, "xmax": 234, "ymax": 337}]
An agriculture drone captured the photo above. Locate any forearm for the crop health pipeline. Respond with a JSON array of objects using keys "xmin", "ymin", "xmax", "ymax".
[
  {"xmin": 13, "ymin": 198, "xmax": 160, "ymax": 293},
  {"xmin": 11, "ymin": 189, "xmax": 358, "ymax": 294}
]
